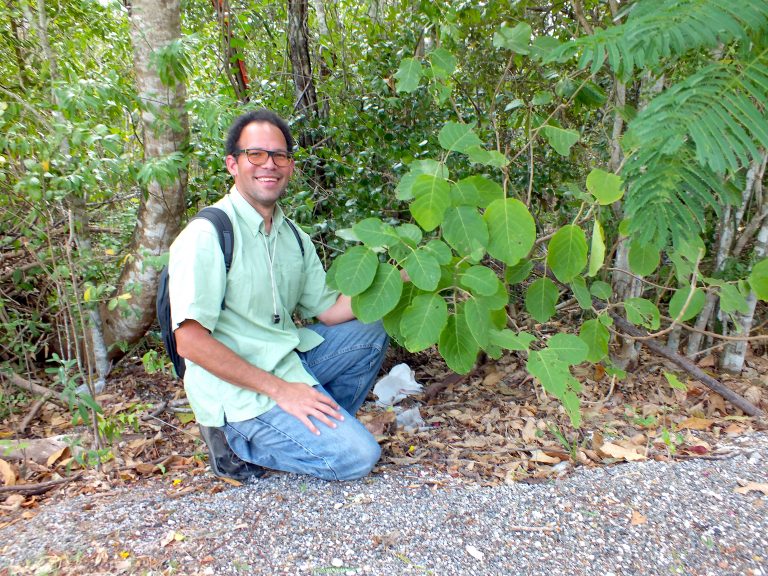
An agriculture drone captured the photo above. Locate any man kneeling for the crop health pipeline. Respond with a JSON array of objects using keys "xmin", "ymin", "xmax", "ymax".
[{"xmin": 169, "ymin": 109, "xmax": 388, "ymax": 481}]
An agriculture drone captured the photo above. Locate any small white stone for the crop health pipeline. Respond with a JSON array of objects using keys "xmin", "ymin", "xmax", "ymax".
[{"xmin": 331, "ymin": 558, "xmax": 343, "ymax": 567}]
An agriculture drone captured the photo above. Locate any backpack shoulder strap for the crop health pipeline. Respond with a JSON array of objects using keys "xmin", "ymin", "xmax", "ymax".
[
  {"xmin": 284, "ymin": 217, "xmax": 305, "ymax": 257},
  {"xmin": 193, "ymin": 207, "xmax": 234, "ymax": 272}
]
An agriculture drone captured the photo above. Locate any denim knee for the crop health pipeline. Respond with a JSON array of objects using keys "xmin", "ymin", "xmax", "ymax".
[{"xmin": 331, "ymin": 436, "xmax": 381, "ymax": 481}]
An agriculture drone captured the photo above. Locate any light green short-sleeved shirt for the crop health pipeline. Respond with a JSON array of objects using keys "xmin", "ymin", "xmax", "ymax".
[{"xmin": 168, "ymin": 189, "xmax": 339, "ymax": 426}]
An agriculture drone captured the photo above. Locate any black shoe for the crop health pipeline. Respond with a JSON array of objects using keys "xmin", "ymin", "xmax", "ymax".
[{"xmin": 198, "ymin": 424, "xmax": 266, "ymax": 481}]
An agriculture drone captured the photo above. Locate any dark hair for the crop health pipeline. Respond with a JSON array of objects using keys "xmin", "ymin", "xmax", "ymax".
[{"xmin": 225, "ymin": 109, "xmax": 295, "ymax": 156}]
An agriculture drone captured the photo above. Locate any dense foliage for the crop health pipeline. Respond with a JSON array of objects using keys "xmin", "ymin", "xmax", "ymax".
[{"xmin": 1, "ymin": 0, "xmax": 767, "ymax": 428}]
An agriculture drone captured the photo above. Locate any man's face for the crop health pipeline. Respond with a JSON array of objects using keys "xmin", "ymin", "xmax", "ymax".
[{"xmin": 225, "ymin": 121, "xmax": 295, "ymax": 218}]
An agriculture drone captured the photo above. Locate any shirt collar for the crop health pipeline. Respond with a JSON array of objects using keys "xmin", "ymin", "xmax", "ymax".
[{"xmin": 229, "ymin": 185, "xmax": 285, "ymax": 236}]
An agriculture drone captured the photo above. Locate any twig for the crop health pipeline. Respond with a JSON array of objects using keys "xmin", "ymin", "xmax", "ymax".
[
  {"xmin": 18, "ymin": 392, "xmax": 52, "ymax": 432},
  {"xmin": 2, "ymin": 371, "xmax": 67, "ymax": 406},
  {"xmin": 610, "ymin": 312, "xmax": 766, "ymax": 420},
  {"xmin": 0, "ymin": 473, "xmax": 82, "ymax": 496}
]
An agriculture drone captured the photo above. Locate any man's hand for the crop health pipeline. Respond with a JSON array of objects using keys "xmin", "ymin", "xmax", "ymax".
[{"xmin": 271, "ymin": 381, "xmax": 344, "ymax": 435}]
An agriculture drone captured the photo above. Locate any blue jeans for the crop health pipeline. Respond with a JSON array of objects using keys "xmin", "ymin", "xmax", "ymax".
[{"xmin": 223, "ymin": 320, "xmax": 388, "ymax": 481}]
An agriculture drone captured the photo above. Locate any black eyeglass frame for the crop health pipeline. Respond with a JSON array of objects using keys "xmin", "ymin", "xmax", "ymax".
[{"xmin": 235, "ymin": 148, "xmax": 294, "ymax": 167}]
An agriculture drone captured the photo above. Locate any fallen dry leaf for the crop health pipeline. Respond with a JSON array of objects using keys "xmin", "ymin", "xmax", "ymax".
[
  {"xmin": 734, "ymin": 482, "xmax": 768, "ymax": 496},
  {"xmin": 530, "ymin": 450, "xmax": 561, "ymax": 464},
  {"xmin": 599, "ymin": 442, "xmax": 647, "ymax": 462},
  {"xmin": 677, "ymin": 417, "xmax": 714, "ymax": 431},
  {"xmin": 46, "ymin": 446, "xmax": 70, "ymax": 467},
  {"xmin": 631, "ymin": 510, "xmax": 647, "ymax": 525},
  {"xmin": 724, "ymin": 423, "xmax": 745, "ymax": 435},
  {"xmin": 0, "ymin": 459, "xmax": 16, "ymax": 486}
]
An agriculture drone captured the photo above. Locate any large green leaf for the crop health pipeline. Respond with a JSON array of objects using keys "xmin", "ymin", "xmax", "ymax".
[
  {"xmin": 483, "ymin": 198, "xmax": 536, "ymax": 265},
  {"xmin": 493, "ymin": 22, "xmax": 532, "ymax": 54},
  {"xmin": 333, "ymin": 245, "xmax": 378, "ymax": 296},
  {"xmin": 489, "ymin": 329, "xmax": 535, "ymax": 351},
  {"xmin": 586, "ymin": 169, "xmax": 624, "ymax": 205},
  {"xmin": 438, "ymin": 122, "xmax": 483, "ymax": 153},
  {"xmin": 525, "ymin": 277, "xmax": 559, "ymax": 323},
  {"xmin": 464, "ymin": 297, "xmax": 491, "ymax": 349},
  {"xmin": 442, "ymin": 206, "xmax": 489, "ymax": 255},
  {"xmin": 547, "ymin": 225, "xmax": 588, "ymax": 283},
  {"xmin": 506, "ymin": 260, "xmax": 534, "ymax": 284},
  {"xmin": 579, "ymin": 318, "xmax": 609, "ymax": 362},
  {"xmin": 394, "ymin": 57, "xmax": 422, "ymax": 93},
  {"xmin": 588, "ymin": 219, "xmax": 606, "ymax": 277},
  {"xmin": 629, "ymin": 241, "xmax": 660, "ymax": 277},
  {"xmin": 396, "ymin": 160, "xmax": 449, "ymax": 201},
  {"xmin": 459, "ymin": 265, "xmax": 499, "ymax": 296},
  {"xmin": 546, "ymin": 333, "xmax": 589, "ymax": 365},
  {"xmin": 382, "ymin": 283, "xmax": 419, "ymax": 343},
  {"xmin": 429, "ymin": 48, "xmax": 456, "ymax": 79},
  {"xmin": 541, "ymin": 125, "xmax": 579, "ymax": 156},
  {"xmin": 466, "ymin": 146, "xmax": 510, "ymax": 167},
  {"xmin": 668, "ymin": 287, "xmax": 706, "ymax": 321},
  {"xmin": 402, "ymin": 248, "xmax": 441, "ymax": 291},
  {"xmin": 570, "ymin": 275, "xmax": 593, "ymax": 310},
  {"xmin": 410, "ymin": 174, "xmax": 451, "ymax": 231},
  {"xmin": 526, "ymin": 351, "xmax": 570, "ymax": 397},
  {"xmin": 451, "ymin": 176, "xmax": 504, "ymax": 209},
  {"xmin": 423, "ymin": 239, "xmax": 452, "ymax": 265},
  {"xmin": 351, "ymin": 263, "xmax": 403, "ymax": 323},
  {"xmin": 400, "ymin": 293, "xmax": 448, "ymax": 352},
  {"xmin": 749, "ymin": 258, "xmax": 768, "ymax": 300},
  {"xmin": 718, "ymin": 283, "xmax": 750, "ymax": 314},
  {"xmin": 624, "ymin": 297, "xmax": 661, "ymax": 330},
  {"xmin": 353, "ymin": 218, "xmax": 400, "ymax": 248},
  {"xmin": 438, "ymin": 312, "xmax": 479, "ymax": 374}
]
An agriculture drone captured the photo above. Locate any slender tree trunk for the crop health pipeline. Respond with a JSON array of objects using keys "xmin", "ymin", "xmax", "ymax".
[
  {"xmin": 212, "ymin": 0, "xmax": 250, "ymax": 102},
  {"xmin": 288, "ymin": 0, "xmax": 322, "ymax": 147},
  {"xmin": 720, "ymin": 152, "xmax": 767, "ymax": 373},
  {"xmin": 611, "ymin": 72, "xmax": 663, "ymax": 368},
  {"xmin": 102, "ymin": 0, "xmax": 188, "ymax": 359}
]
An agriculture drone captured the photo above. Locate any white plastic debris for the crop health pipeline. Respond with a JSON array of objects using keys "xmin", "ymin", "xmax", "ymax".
[
  {"xmin": 373, "ymin": 363, "xmax": 422, "ymax": 407},
  {"xmin": 394, "ymin": 405, "xmax": 425, "ymax": 432}
]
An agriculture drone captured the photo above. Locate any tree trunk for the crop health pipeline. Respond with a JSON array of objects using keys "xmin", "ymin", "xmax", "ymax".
[
  {"xmin": 610, "ymin": 72, "xmax": 663, "ymax": 369},
  {"xmin": 102, "ymin": 0, "xmax": 188, "ymax": 359},
  {"xmin": 720, "ymin": 152, "xmax": 767, "ymax": 373},
  {"xmin": 288, "ymin": 0, "xmax": 322, "ymax": 150},
  {"xmin": 212, "ymin": 0, "xmax": 250, "ymax": 102}
]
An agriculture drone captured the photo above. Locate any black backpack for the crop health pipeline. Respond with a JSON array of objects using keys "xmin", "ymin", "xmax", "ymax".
[{"xmin": 156, "ymin": 207, "xmax": 304, "ymax": 379}]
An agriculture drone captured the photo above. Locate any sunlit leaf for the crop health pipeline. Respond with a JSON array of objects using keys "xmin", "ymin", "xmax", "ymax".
[
  {"xmin": 333, "ymin": 246, "xmax": 378, "ymax": 296},
  {"xmin": 394, "ymin": 57, "xmax": 422, "ymax": 93},
  {"xmin": 525, "ymin": 277, "xmax": 559, "ymax": 323},
  {"xmin": 400, "ymin": 293, "xmax": 448, "ymax": 352},
  {"xmin": 351, "ymin": 263, "xmax": 403, "ymax": 323},
  {"xmin": 541, "ymin": 125, "xmax": 579, "ymax": 156},
  {"xmin": 579, "ymin": 318, "xmax": 609, "ymax": 362},
  {"xmin": 443, "ymin": 206, "xmax": 489, "ymax": 255},
  {"xmin": 438, "ymin": 122, "xmax": 483, "ymax": 153},
  {"xmin": 586, "ymin": 168, "xmax": 624, "ymax": 205},
  {"xmin": 547, "ymin": 225, "xmax": 588, "ymax": 282},
  {"xmin": 438, "ymin": 311, "xmax": 479, "ymax": 374},
  {"xmin": 484, "ymin": 198, "xmax": 536, "ymax": 265}
]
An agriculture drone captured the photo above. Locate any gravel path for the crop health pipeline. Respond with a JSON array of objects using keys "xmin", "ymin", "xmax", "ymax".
[{"xmin": 1, "ymin": 433, "xmax": 766, "ymax": 576}]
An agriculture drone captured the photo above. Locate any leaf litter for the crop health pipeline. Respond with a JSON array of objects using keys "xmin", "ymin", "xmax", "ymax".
[{"xmin": 1, "ymin": 345, "xmax": 766, "ymax": 529}]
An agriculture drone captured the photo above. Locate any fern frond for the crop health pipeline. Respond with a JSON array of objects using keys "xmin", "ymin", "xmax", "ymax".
[
  {"xmin": 549, "ymin": 0, "xmax": 768, "ymax": 79},
  {"xmin": 625, "ymin": 49, "xmax": 768, "ymax": 175}
]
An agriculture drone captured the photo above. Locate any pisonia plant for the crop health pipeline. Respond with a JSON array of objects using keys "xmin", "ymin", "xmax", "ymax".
[{"xmin": 327, "ymin": 119, "xmax": 631, "ymax": 428}]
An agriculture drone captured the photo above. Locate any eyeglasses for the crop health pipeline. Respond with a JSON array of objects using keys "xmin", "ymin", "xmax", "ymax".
[{"xmin": 236, "ymin": 148, "xmax": 293, "ymax": 167}]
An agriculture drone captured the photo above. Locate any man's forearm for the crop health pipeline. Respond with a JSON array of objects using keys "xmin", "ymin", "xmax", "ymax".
[{"xmin": 175, "ymin": 320, "xmax": 285, "ymax": 397}]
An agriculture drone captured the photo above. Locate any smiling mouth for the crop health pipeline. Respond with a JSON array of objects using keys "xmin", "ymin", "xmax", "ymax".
[{"xmin": 256, "ymin": 176, "xmax": 279, "ymax": 182}]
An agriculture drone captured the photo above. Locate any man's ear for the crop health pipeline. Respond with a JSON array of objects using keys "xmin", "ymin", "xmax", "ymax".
[{"xmin": 225, "ymin": 155, "xmax": 238, "ymax": 176}]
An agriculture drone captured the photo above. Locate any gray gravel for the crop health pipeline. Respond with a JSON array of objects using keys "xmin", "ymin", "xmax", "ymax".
[{"xmin": 1, "ymin": 433, "xmax": 767, "ymax": 576}]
